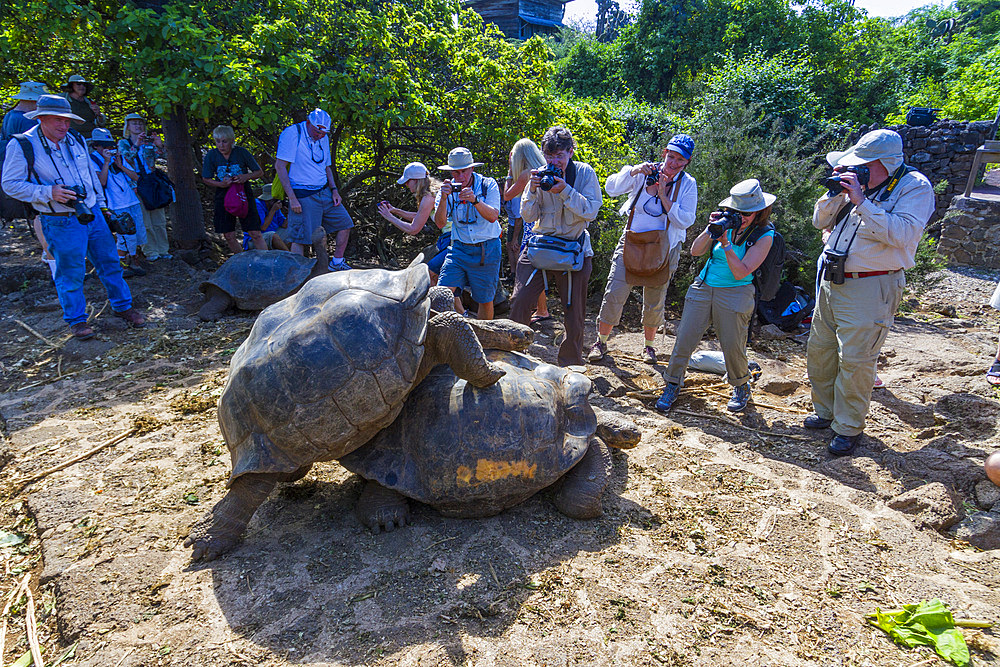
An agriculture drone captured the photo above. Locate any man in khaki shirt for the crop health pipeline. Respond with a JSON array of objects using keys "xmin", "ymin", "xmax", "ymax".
[
  {"xmin": 510, "ymin": 126, "xmax": 603, "ymax": 366},
  {"xmin": 805, "ymin": 129, "xmax": 935, "ymax": 455}
]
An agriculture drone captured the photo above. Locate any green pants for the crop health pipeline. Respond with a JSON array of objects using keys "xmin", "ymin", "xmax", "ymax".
[
  {"xmin": 664, "ymin": 280, "xmax": 755, "ymax": 387},
  {"xmin": 807, "ymin": 271, "xmax": 904, "ymax": 436}
]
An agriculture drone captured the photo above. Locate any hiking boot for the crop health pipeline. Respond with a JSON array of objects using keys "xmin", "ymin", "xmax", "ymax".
[
  {"xmin": 655, "ymin": 383, "xmax": 680, "ymax": 413},
  {"xmin": 70, "ymin": 322, "xmax": 94, "ymax": 340},
  {"xmin": 642, "ymin": 345, "xmax": 657, "ymax": 364},
  {"xmin": 128, "ymin": 261, "xmax": 147, "ymax": 277},
  {"xmin": 122, "ymin": 265, "xmax": 139, "ymax": 278},
  {"xmin": 727, "ymin": 383, "xmax": 752, "ymax": 412},
  {"xmin": 828, "ymin": 432, "xmax": 861, "ymax": 456},
  {"xmin": 587, "ymin": 340, "xmax": 607, "ymax": 363},
  {"xmin": 114, "ymin": 308, "xmax": 146, "ymax": 328},
  {"xmin": 328, "ymin": 259, "xmax": 352, "ymax": 272},
  {"xmin": 803, "ymin": 414, "xmax": 833, "ymax": 429}
]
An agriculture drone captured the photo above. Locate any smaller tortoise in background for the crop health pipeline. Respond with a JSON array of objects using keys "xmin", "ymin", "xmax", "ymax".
[
  {"xmin": 198, "ymin": 250, "xmax": 321, "ymax": 322},
  {"xmin": 340, "ymin": 350, "xmax": 641, "ymax": 531}
]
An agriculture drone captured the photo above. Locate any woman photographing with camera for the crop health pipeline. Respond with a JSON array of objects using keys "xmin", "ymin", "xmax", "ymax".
[
  {"xmin": 655, "ymin": 178, "xmax": 775, "ymax": 414},
  {"xmin": 589, "ymin": 134, "xmax": 697, "ymax": 365},
  {"xmin": 376, "ymin": 162, "xmax": 445, "ymax": 281}
]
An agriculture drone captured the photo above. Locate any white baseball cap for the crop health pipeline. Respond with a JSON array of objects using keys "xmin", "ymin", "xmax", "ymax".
[
  {"xmin": 307, "ymin": 108, "xmax": 331, "ymax": 132},
  {"xmin": 396, "ymin": 162, "xmax": 429, "ymax": 185},
  {"xmin": 826, "ymin": 129, "xmax": 904, "ymax": 171}
]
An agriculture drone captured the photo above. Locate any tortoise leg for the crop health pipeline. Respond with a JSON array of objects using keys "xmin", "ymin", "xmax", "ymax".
[
  {"xmin": 184, "ymin": 470, "xmax": 295, "ymax": 561},
  {"xmin": 594, "ymin": 408, "xmax": 642, "ymax": 450},
  {"xmin": 420, "ymin": 310, "xmax": 505, "ymax": 388},
  {"xmin": 356, "ymin": 480, "xmax": 410, "ymax": 533},
  {"xmin": 552, "ymin": 439, "xmax": 612, "ymax": 520},
  {"xmin": 198, "ymin": 285, "xmax": 233, "ymax": 322}
]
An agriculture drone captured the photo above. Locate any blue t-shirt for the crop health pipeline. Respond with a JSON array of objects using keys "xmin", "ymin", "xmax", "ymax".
[
  {"xmin": 242, "ymin": 198, "xmax": 286, "ymax": 249},
  {"xmin": 1, "ymin": 110, "xmax": 36, "ymax": 140},
  {"xmin": 699, "ymin": 228, "xmax": 774, "ymax": 288}
]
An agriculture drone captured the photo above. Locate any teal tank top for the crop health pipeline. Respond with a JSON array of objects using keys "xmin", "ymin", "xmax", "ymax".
[{"xmin": 698, "ymin": 228, "xmax": 774, "ymax": 288}]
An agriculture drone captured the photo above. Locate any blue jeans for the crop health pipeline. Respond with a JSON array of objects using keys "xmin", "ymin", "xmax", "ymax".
[{"xmin": 42, "ymin": 206, "xmax": 132, "ymax": 325}]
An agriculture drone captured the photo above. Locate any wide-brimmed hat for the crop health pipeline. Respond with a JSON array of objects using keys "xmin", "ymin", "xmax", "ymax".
[
  {"xmin": 718, "ymin": 178, "xmax": 776, "ymax": 213},
  {"xmin": 25, "ymin": 94, "xmax": 85, "ymax": 123},
  {"xmin": 397, "ymin": 162, "xmax": 429, "ymax": 184},
  {"xmin": 61, "ymin": 74, "xmax": 93, "ymax": 94},
  {"xmin": 11, "ymin": 81, "xmax": 50, "ymax": 101},
  {"xmin": 88, "ymin": 128, "xmax": 115, "ymax": 146},
  {"xmin": 826, "ymin": 129, "xmax": 904, "ymax": 171},
  {"xmin": 259, "ymin": 184, "xmax": 275, "ymax": 201},
  {"xmin": 439, "ymin": 147, "xmax": 483, "ymax": 171},
  {"xmin": 666, "ymin": 134, "xmax": 695, "ymax": 161}
]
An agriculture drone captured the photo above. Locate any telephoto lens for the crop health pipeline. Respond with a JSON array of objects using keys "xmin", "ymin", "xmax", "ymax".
[{"xmin": 67, "ymin": 185, "xmax": 94, "ymax": 224}]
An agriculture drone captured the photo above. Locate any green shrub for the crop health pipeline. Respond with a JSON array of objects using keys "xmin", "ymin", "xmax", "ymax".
[{"xmin": 905, "ymin": 235, "xmax": 947, "ymax": 294}]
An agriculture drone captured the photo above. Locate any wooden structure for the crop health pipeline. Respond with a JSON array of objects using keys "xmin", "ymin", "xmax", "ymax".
[{"xmin": 467, "ymin": 0, "xmax": 574, "ymax": 39}]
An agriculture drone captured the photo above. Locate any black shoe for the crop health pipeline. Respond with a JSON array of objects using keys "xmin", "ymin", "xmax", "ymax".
[
  {"xmin": 827, "ymin": 433, "xmax": 861, "ymax": 456},
  {"xmin": 804, "ymin": 414, "xmax": 833, "ymax": 429}
]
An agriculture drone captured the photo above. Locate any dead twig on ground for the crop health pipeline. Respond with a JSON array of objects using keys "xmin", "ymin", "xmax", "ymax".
[
  {"xmin": 15, "ymin": 319, "xmax": 60, "ymax": 349},
  {"xmin": 12, "ymin": 427, "xmax": 139, "ymax": 493},
  {"xmin": 0, "ymin": 572, "xmax": 31, "ymax": 667},
  {"xmin": 670, "ymin": 408, "xmax": 814, "ymax": 442},
  {"xmin": 24, "ymin": 585, "xmax": 43, "ymax": 667},
  {"xmin": 697, "ymin": 387, "xmax": 809, "ymax": 414}
]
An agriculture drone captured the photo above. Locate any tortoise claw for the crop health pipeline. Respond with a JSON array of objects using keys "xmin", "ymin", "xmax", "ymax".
[{"xmin": 357, "ymin": 480, "xmax": 410, "ymax": 533}]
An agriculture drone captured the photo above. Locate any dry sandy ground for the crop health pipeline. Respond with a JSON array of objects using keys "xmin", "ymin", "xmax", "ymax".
[{"xmin": 1, "ymin": 223, "xmax": 999, "ymax": 666}]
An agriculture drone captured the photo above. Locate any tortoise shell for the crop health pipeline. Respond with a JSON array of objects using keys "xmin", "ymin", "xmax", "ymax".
[{"xmin": 199, "ymin": 250, "xmax": 316, "ymax": 311}]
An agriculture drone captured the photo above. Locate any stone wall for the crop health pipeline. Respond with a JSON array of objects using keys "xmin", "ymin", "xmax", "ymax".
[
  {"xmin": 846, "ymin": 119, "xmax": 994, "ymax": 226},
  {"xmin": 938, "ymin": 196, "xmax": 1000, "ymax": 269}
]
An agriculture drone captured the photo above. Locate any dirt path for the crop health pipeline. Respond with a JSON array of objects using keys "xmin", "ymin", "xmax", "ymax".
[{"xmin": 1, "ymin": 224, "xmax": 999, "ymax": 666}]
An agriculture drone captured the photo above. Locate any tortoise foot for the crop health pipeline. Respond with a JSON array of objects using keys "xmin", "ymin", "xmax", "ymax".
[
  {"xmin": 356, "ymin": 480, "xmax": 410, "ymax": 533},
  {"xmin": 553, "ymin": 439, "xmax": 612, "ymax": 520},
  {"xmin": 184, "ymin": 473, "xmax": 278, "ymax": 561},
  {"xmin": 198, "ymin": 288, "xmax": 232, "ymax": 322}
]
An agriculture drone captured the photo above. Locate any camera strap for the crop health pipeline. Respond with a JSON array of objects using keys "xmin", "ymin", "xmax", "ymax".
[{"xmin": 875, "ymin": 164, "xmax": 912, "ymax": 203}]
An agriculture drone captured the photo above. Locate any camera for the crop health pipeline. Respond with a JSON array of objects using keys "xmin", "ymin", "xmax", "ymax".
[
  {"xmin": 707, "ymin": 208, "xmax": 742, "ymax": 239},
  {"xmin": 448, "ymin": 179, "xmax": 465, "ymax": 195},
  {"xmin": 822, "ymin": 249, "xmax": 847, "ymax": 285},
  {"xmin": 645, "ymin": 163, "xmax": 662, "ymax": 187},
  {"xmin": 538, "ymin": 164, "xmax": 563, "ymax": 191},
  {"xmin": 65, "ymin": 185, "xmax": 94, "ymax": 223},
  {"xmin": 819, "ymin": 165, "xmax": 871, "ymax": 195},
  {"xmin": 107, "ymin": 210, "xmax": 136, "ymax": 236}
]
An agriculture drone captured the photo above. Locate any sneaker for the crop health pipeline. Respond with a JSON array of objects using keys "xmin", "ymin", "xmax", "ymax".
[
  {"xmin": 873, "ymin": 375, "xmax": 884, "ymax": 389},
  {"xmin": 328, "ymin": 259, "xmax": 352, "ymax": 271},
  {"xmin": 145, "ymin": 254, "xmax": 160, "ymax": 261},
  {"xmin": 122, "ymin": 266, "xmax": 139, "ymax": 278},
  {"xmin": 655, "ymin": 383, "xmax": 680, "ymax": 413},
  {"xmin": 587, "ymin": 340, "xmax": 607, "ymax": 363},
  {"xmin": 803, "ymin": 414, "xmax": 833, "ymax": 429},
  {"xmin": 461, "ymin": 310, "xmax": 476, "ymax": 319},
  {"xmin": 114, "ymin": 308, "xmax": 146, "ymax": 328},
  {"xmin": 129, "ymin": 262, "xmax": 147, "ymax": 277},
  {"xmin": 160, "ymin": 253, "xmax": 172, "ymax": 260},
  {"xmin": 70, "ymin": 322, "xmax": 94, "ymax": 340},
  {"xmin": 642, "ymin": 346, "xmax": 657, "ymax": 364},
  {"xmin": 727, "ymin": 383, "xmax": 751, "ymax": 412}
]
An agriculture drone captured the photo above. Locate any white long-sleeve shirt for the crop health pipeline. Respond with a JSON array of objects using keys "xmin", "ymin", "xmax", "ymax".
[
  {"xmin": 2, "ymin": 125, "xmax": 105, "ymax": 212},
  {"xmin": 605, "ymin": 166, "xmax": 697, "ymax": 250},
  {"xmin": 814, "ymin": 169, "xmax": 934, "ymax": 272}
]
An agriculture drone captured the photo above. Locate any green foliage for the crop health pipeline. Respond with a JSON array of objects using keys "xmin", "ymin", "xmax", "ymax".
[{"xmin": 905, "ymin": 235, "xmax": 947, "ymax": 294}]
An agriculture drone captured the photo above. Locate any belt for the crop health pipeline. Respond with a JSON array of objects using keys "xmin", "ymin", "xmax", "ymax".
[
  {"xmin": 39, "ymin": 211, "xmax": 73, "ymax": 217},
  {"xmin": 845, "ymin": 269, "xmax": 901, "ymax": 279}
]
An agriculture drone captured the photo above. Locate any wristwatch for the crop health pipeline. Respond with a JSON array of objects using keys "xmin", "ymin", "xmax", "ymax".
[{"xmin": 472, "ymin": 195, "xmax": 479, "ymax": 204}]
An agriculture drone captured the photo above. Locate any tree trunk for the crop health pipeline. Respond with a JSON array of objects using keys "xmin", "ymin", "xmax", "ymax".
[{"xmin": 162, "ymin": 105, "xmax": 205, "ymax": 245}]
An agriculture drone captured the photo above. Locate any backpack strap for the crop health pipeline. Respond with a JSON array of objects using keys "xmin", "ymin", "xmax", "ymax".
[
  {"xmin": 13, "ymin": 135, "xmax": 36, "ymax": 183},
  {"xmin": 745, "ymin": 223, "xmax": 775, "ymax": 247}
]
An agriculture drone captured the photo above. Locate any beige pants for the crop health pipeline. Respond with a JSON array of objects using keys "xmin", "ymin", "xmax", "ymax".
[
  {"xmin": 141, "ymin": 206, "xmax": 170, "ymax": 257},
  {"xmin": 664, "ymin": 280, "xmax": 755, "ymax": 387},
  {"xmin": 596, "ymin": 235, "xmax": 681, "ymax": 330},
  {"xmin": 807, "ymin": 271, "xmax": 904, "ymax": 436}
]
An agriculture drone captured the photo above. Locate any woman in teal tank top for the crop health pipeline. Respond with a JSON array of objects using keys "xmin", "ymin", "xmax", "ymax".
[{"xmin": 656, "ymin": 179, "xmax": 776, "ymax": 414}]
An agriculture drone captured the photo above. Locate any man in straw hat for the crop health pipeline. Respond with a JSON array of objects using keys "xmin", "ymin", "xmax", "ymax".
[
  {"xmin": 2, "ymin": 94, "xmax": 144, "ymax": 339},
  {"xmin": 275, "ymin": 108, "xmax": 353, "ymax": 271},
  {"xmin": 433, "ymin": 146, "xmax": 502, "ymax": 319},
  {"xmin": 61, "ymin": 74, "xmax": 107, "ymax": 137},
  {"xmin": 805, "ymin": 129, "xmax": 934, "ymax": 456}
]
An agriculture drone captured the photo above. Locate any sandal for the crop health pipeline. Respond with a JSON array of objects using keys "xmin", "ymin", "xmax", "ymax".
[
  {"xmin": 530, "ymin": 314, "xmax": 552, "ymax": 324},
  {"xmin": 987, "ymin": 360, "xmax": 1000, "ymax": 387}
]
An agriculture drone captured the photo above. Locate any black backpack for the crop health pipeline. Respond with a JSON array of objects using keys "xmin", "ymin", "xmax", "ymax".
[
  {"xmin": 757, "ymin": 281, "xmax": 814, "ymax": 331},
  {"xmin": 745, "ymin": 223, "xmax": 785, "ymax": 302},
  {"xmin": 134, "ymin": 154, "xmax": 173, "ymax": 210}
]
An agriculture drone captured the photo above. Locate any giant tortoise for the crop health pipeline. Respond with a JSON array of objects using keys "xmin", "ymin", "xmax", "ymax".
[
  {"xmin": 340, "ymin": 350, "xmax": 641, "ymax": 531},
  {"xmin": 198, "ymin": 250, "xmax": 320, "ymax": 322},
  {"xmin": 185, "ymin": 265, "xmax": 533, "ymax": 560}
]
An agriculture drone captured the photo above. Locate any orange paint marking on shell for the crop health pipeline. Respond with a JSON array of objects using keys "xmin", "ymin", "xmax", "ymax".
[{"xmin": 455, "ymin": 460, "xmax": 538, "ymax": 486}]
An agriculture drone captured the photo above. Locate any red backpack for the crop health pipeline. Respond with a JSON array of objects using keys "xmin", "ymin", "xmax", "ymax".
[{"xmin": 224, "ymin": 183, "xmax": 248, "ymax": 218}]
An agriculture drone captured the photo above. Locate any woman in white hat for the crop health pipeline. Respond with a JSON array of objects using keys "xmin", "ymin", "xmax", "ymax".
[
  {"xmin": 376, "ymin": 162, "xmax": 448, "ymax": 281},
  {"xmin": 656, "ymin": 178, "xmax": 776, "ymax": 414}
]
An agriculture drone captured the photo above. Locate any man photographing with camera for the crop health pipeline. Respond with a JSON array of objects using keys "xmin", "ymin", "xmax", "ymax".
[
  {"xmin": 2, "ymin": 95, "xmax": 143, "ymax": 340},
  {"xmin": 510, "ymin": 126, "xmax": 602, "ymax": 367},
  {"xmin": 806, "ymin": 129, "xmax": 934, "ymax": 456}
]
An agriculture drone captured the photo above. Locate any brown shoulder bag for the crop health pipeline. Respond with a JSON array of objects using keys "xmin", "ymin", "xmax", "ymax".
[{"xmin": 623, "ymin": 176, "xmax": 679, "ymax": 287}]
